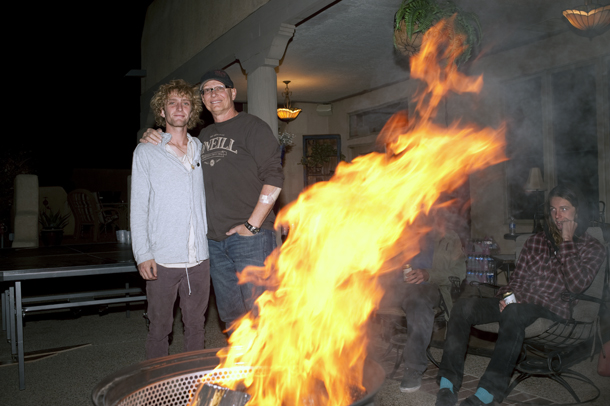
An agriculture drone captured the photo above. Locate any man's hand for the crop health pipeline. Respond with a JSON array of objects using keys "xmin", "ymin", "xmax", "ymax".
[
  {"xmin": 140, "ymin": 128, "xmax": 163, "ymax": 145},
  {"xmin": 499, "ymin": 298, "xmax": 521, "ymax": 312},
  {"xmin": 405, "ymin": 268, "xmax": 429, "ymax": 284},
  {"xmin": 226, "ymin": 223, "xmax": 256, "ymax": 237},
  {"xmin": 561, "ymin": 219, "xmax": 578, "ymax": 242},
  {"xmin": 138, "ymin": 259, "xmax": 158, "ymax": 280}
]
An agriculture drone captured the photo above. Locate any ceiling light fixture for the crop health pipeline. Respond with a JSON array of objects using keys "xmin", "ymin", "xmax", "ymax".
[
  {"xmin": 563, "ymin": 1, "xmax": 610, "ymax": 31},
  {"xmin": 277, "ymin": 81, "xmax": 302, "ymax": 122}
]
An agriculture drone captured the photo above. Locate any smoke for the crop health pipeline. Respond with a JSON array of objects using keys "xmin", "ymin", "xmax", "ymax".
[{"xmin": 439, "ymin": 1, "xmax": 609, "ymax": 222}]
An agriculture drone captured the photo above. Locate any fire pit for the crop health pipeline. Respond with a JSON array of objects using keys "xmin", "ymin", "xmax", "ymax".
[{"xmin": 91, "ymin": 348, "xmax": 385, "ymax": 406}]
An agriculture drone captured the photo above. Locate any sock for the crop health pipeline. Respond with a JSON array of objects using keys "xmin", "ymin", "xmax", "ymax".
[
  {"xmin": 474, "ymin": 387, "xmax": 494, "ymax": 404},
  {"xmin": 439, "ymin": 377, "xmax": 453, "ymax": 393}
]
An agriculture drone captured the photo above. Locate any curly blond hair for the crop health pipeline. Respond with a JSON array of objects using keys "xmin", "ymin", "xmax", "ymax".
[{"xmin": 150, "ymin": 79, "xmax": 203, "ymax": 129}]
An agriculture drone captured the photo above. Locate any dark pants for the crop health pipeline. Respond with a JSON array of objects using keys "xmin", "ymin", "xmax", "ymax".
[
  {"xmin": 145, "ymin": 260, "xmax": 211, "ymax": 359},
  {"xmin": 437, "ymin": 297, "xmax": 562, "ymax": 401},
  {"xmin": 401, "ymin": 283, "xmax": 441, "ymax": 373}
]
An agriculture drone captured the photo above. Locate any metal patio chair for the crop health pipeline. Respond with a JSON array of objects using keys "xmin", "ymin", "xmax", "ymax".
[
  {"xmin": 67, "ymin": 189, "xmax": 119, "ymax": 242},
  {"xmin": 473, "ymin": 227, "xmax": 608, "ymax": 404}
]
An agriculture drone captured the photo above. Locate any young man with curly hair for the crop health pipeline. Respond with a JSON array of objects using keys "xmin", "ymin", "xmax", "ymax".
[
  {"xmin": 141, "ymin": 70, "xmax": 284, "ymax": 335},
  {"xmin": 131, "ymin": 79, "xmax": 210, "ymax": 359}
]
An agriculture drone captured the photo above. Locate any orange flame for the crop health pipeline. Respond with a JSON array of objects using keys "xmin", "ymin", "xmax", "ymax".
[{"xmin": 209, "ymin": 19, "xmax": 506, "ymax": 406}]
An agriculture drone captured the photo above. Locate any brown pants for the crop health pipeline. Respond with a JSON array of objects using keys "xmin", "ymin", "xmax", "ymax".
[{"xmin": 145, "ymin": 260, "xmax": 210, "ymax": 359}]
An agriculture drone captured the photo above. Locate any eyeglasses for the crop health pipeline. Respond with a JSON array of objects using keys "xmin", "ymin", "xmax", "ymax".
[{"xmin": 200, "ymin": 85, "xmax": 230, "ymax": 95}]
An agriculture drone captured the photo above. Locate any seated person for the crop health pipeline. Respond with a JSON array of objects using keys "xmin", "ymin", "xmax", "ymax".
[
  {"xmin": 435, "ymin": 183, "xmax": 606, "ymax": 406},
  {"xmin": 382, "ymin": 207, "xmax": 466, "ymax": 393}
]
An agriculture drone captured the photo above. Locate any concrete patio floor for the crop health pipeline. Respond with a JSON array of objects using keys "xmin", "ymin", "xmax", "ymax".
[{"xmin": 1, "ymin": 291, "xmax": 608, "ymax": 406}]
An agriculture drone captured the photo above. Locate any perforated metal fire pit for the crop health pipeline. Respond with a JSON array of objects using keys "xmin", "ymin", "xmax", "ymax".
[{"xmin": 91, "ymin": 348, "xmax": 385, "ymax": 406}]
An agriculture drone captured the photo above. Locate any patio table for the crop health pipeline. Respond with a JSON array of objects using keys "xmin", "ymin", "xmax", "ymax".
[{"xmin": 0, "ymin": 243, "xmax": 145, "ymax": 390}]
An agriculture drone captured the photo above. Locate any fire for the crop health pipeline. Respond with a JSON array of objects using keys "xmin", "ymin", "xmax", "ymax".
[{"xmin": 208, "ymin": 19, "xmax": 506, "ymax": 406}]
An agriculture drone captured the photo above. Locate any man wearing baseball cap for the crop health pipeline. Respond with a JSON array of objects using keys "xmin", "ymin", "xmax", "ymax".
[{"xmin": 142, "ymin": 69, "xmax": 283, "ymax": 334}]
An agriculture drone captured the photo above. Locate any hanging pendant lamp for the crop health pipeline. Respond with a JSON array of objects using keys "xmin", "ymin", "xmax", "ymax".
[
  {"xmin": 277, "ymin": 81, "xmax": 302, "ymax": 122},
  {"xmin": 563, "ymin": 1, "xmax": 610, "ymax": 31}
]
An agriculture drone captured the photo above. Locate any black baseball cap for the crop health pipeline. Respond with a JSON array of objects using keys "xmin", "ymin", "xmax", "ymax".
[{"xmin": 199, "ymin": 69, "xmax": 234, "ymax": 89}]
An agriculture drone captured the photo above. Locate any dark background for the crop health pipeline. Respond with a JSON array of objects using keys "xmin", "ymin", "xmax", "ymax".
[
  {"xmin": 1, "ymin": 2, "xmax": 153, "ymax": 232},
  {"xmin": 5, "ymin": 1, "xmax": 152, "ymax": 189}
]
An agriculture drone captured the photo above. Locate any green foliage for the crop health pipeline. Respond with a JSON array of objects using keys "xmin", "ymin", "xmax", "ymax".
[
  {"xmin": 394, "ymin": 0, "xmax": 481, "ymax": 65},
  {"xmin": 39, "ymin": 210, "xmax": 70, "ymax": 230},
  {"xmin": 441, "ymin": 1, "xmax": 482, "ymax": 63},
  {"xmin": 395, "ymin": 0, "xmax": 442, "ymax": 40},
  {"xmin": 300, "ymin": 143, "xmax": 344, "ymax": 168}
]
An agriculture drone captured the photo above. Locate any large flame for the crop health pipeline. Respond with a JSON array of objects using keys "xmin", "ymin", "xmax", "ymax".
[{"xmin": 209, "ymin": 19, "xmax": 506, "ymax": 406}]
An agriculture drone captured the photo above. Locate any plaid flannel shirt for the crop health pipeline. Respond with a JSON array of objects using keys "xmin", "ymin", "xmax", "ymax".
[{"xmin": 497, "ymin": 231, "xmax": 606, "ymax": 320}]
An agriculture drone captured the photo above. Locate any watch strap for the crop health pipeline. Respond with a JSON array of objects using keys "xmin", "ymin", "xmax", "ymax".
[{"xmin": 244, "ymin": 221, "xmax": 261, "ymax": 234}]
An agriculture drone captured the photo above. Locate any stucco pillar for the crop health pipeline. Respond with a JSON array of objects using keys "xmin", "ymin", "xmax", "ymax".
[
  {"xmin": 237, "ymin": 23, "xmax": 296, "ymax": 141},
  {"xmin": 247, "ymin": 66, "xmax": 280, "ymax": 139},
  {"xmin": 12, "ymin": 174, "xmax": 39, "ymax": 248}
]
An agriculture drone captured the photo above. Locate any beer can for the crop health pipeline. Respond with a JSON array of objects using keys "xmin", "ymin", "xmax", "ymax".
[
  {"xmin": 503, "ymin": 291, "xmax": 517, "ymax": 305},
  {"xmin": 403, "ymin": 264, "xmax": 413, "ymax": 281}
]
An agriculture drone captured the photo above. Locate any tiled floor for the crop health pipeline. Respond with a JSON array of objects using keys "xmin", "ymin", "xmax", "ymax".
[
  {"xmin": 370, "ymin": 325, "xmax": 597, "ymax": 406},
  {"xmin": 391, "ymin": 367, "xmax": 556, "ymax": 406}
]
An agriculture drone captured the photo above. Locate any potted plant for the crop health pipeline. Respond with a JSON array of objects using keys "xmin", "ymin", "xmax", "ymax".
[
  {"xmin": 39, "ymin": 209, "xmax": 70, "ymax": 246},
  {"xmin": 394, "ymin": 0, "xmax": 481, "ymax": 65}
]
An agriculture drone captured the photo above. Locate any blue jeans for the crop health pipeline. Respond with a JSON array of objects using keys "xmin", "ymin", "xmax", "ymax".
[
  {"xmin": 208, "ymin": 229, "xmax": 276, "ymax": 330},
  {"xmin": 437, "ymin": 297, "xmax": 562, "ymax": 401}
]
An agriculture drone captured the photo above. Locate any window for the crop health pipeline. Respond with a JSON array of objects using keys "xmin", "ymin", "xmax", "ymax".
[
  {"xmin": 504, "ymin": 63, "xmax": 600, "ymax": 220},
  {"xmin": 302, "ymin": 135, "xmax": 342, "ymax": 187},
  {"xmin": 552, "ymin": 64, "xmax": 599, "ymax": 206},
  {"xmin": 504, "ymin": 76, "xmax": 544, "ymax": 219}
]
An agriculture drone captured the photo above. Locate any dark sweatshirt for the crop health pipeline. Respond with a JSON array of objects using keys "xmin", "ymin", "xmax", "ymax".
[{"xmin": 198, "ymin": 112, "xmax": 284, "ymax": 241}]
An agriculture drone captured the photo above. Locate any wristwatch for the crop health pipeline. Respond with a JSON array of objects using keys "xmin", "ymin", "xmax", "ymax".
[{"xmin": 244, "ymin": 221, "xmax": 261, "ymax": 234}]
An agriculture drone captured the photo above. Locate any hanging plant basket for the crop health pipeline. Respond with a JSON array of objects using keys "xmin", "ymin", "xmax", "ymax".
[
  {"xmin": 394, "ymin": 20, "xmax": 424, "ymax": 57},
  {"xmin": 393, "ymin": 0, "xmax": 481, "ymax": 65}
]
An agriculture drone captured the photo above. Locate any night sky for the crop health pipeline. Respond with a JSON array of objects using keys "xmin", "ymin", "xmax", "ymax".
[{"xmin": 8, "ymin": 2, "xmax": 152, "ymax": 190}]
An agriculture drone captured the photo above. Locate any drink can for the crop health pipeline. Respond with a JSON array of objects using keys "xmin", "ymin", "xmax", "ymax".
[
  {"xmin": 403, "ymin": 264, "xmax": 412, "ymax": 281},
  {"xmin": 503, "ymin": 291, "xmax": 517, "ymax": 305}
]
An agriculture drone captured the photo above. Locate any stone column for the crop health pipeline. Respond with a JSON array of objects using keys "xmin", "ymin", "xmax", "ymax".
[
  {"xmin": 247, "ymin": 66, "xmax": 280, "ymax": 139},
  {"xmin": 237, "ymin": 23, "xmax": 296, "ymax": 140}
]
